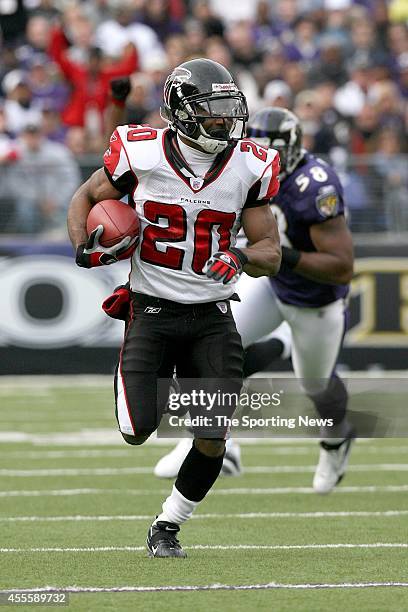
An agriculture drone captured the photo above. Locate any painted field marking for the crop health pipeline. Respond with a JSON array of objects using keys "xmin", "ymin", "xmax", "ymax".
[
  {"xmin": 1, "ymin": 582, "xmax": 408, "ymax": 593},
  {"xmin": 1, "ymin": 510, "xmax": 408, "ymax": 523},
  {"xmin": 1, "ymin": 543, "xmax": 408, "ymax": 554},
  {"xmin": 2, "ymin": 484, "xmax": 408, "ymax": 498},
  {"xmin": 1, "ymin": 444, "xmax": 408, "ymax": 460},
  {"xmin": 1, "ymin": 464, "xmax": 408, "ymax": 477}
]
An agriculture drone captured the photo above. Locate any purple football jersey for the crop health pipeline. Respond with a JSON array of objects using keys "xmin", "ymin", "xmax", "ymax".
[{"xmin": 270, "ymin": 152, "xmax": 349, "ymax": 307}]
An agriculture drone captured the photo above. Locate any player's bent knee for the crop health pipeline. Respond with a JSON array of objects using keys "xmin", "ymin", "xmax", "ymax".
[
  {"xmin": 195, "ymin": 438, "xmax": 225, "ymax": 457},
  {"xmin": 121, "ymin": 432, "xmax": 151, "ymax": 446}
]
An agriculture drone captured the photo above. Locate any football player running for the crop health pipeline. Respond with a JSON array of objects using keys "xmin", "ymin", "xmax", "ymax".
[
  {"xmin": 67, "ymin": 60, "xmax": 281, "ymax": 558},
  {"xmin": 156, "ymin": 107, "xmax": 355, "ymax": 495}
]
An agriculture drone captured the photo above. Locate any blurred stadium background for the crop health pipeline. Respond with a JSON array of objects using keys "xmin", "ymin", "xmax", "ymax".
[{"xmin": 1, "ymin": 1, "xmax": 408, "ymax": 608}]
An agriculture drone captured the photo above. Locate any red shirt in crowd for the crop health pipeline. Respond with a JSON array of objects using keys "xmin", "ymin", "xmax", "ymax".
[{"xmin": 48, "ymin": 27, "xmax": 138, "ymax": 128}]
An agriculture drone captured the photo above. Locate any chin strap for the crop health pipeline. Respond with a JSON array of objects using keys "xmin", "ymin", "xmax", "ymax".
[{"xmin": 180, "ymin": 130, "xmax": 229, "ymax": 154}]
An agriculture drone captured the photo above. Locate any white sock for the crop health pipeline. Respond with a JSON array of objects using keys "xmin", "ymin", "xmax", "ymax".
[{"xmin": 154, "ymin": 485, "xmax": 198, "ymax": 525}]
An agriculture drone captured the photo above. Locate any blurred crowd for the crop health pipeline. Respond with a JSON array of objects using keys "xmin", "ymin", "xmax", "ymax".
[{"xmin": 0, "ymin": 0, "xmax": 407, "ymax": 235}]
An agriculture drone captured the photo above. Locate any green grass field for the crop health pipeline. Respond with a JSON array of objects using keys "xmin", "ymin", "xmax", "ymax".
[{"xmin": 0, "ymin": 377, "xmax": 407, "ymax": 611}]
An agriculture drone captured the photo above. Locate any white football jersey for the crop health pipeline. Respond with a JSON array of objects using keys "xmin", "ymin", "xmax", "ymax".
[{"xmin": 104, "ymin": 125, "xmax": 279, "ymax": 303}]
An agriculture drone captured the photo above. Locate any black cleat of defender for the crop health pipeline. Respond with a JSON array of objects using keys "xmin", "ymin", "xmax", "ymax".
[{"xmin": 146, "ymin": 520, "xmax": 187, "ymax": 558}]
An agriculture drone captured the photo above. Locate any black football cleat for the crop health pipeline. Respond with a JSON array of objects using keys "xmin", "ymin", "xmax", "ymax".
[{"xmin": 146, "ymin": 520, "xmax": 187, "ymax": 558}]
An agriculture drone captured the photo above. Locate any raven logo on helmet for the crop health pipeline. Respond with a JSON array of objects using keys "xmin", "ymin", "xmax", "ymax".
[{"xmin": 246, "ymin": 107, "xmax": 303, "ymax": 176}]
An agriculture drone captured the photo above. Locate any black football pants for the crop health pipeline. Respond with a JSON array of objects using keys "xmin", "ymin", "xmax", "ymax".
[{"xmin": 114, "ymin": 292, "xmax": 243, "ymax": 441}]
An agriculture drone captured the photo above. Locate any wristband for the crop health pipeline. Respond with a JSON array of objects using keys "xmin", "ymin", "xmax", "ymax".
[
  {"xmin": 229, "ymin": 247, "xmax": 249, "ymax": 267},
  {"xmin": 281, "ymin": 246, "xmax": 301, "ymax": 269}
]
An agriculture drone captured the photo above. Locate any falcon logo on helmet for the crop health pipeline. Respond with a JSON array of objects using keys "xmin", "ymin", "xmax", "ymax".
[{"xmin": 161, "ymin": 58, "xmax": 249, "ymax": 154}]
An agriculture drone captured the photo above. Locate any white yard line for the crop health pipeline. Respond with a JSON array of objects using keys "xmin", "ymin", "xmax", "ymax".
[
  {"xmin": 1, "ymin": 510, "xmax": 408, "ymax": 523},
  {"xmin": 1, "ymin": 582, "xmax": 408, "ymax": 593},
  {"xmin": 2, "ymin": 485, "xmax": 408, "ymax": 498},
  {"xmin": 1, "ymin": 543, "xmax": 408, "ymax": 553},
  {"xmin": 2, "ymin": 431, "xmax": 317, "ymax": 446},
  {"xmin": 1, "ymin": 444, "xmax": 407, "ymax": 460},
  {"xmin": 1, "ymin": 371, "xmax": 407, "ymax": 387},
  {"xmin": 1, "ymin": 464, "xmax": 408, "ymax": 477}
]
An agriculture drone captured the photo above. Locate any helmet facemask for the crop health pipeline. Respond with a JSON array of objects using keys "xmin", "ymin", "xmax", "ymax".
[{"xmin": 161, "ymin": 65, "xmax": 248, "ymax": 154}]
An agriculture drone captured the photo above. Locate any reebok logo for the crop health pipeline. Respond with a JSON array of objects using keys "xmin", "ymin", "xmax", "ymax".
[
  {"xmin": 144, "ymin": 307, "xmax": 161, "ymax": 314},
  {"xmin": 216, "ymin": 302, "xmax": 228, "ymax": 314}
]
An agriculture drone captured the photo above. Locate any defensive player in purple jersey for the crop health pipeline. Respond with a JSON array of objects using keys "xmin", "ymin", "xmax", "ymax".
[
  {"xmin": 233, "ymin": 107, "xmax": 355, "ymax": 493},
  {"xmin": 157, "ymin": 108, "xmax": 355, "ymax": 494}
]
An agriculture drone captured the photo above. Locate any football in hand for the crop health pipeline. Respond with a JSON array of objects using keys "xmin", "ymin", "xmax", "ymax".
[{"xmin": 86, "ymin": 200, "xmax": 139, "ymax": 247}]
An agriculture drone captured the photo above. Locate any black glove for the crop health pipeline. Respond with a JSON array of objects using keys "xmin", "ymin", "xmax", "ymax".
[
  {"xmin": 110, "ymin": 77, "xmax": 131, "ymax": 105},
  {"xmin": 203, "ymin": 248, "xmax": 248, "ymax": 284}
]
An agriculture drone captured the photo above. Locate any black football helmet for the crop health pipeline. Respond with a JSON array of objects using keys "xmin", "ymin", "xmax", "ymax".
[
  {"xmin": 161, "ymin": 58, "xmax": 248, "ymax": 154},
  {"xmin": 246, "ymin": 107, "xmax": 304, "ymax": 175}
]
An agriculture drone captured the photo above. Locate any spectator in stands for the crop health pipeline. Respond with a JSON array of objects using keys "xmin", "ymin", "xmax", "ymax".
[
  {"xmin": 48, "ymin": 22, "xmax": 138, "ymax": 133},
  {"xmin": 372, "ymin": 127, "xmax": 408, "ymax": 231},
  {"xmin": 164, "ymin": 33, "xmax": 189, "ymax": 68},
  {"xmin": 294, "ymin": 89, "xmax": 320, "ymax": 145},
  {"xmin": 284, "ymin": 61, "xmax": 308, "ymax": 96},
  {"xmin": 252, "ymin": 0, "xmax": 275, "ymax": 50},
  {"xmin": 387, "ymin": 23, "xmax": 408, "ymax": 97},
  {"xmin": 269, "ymin": 0, "xmax": 298, "ymax": 40},
  {"xmin": 16, "ymin": 15, "xmax": 52, "ymax": 68},
  {"xmin": 368, "ymin": 80, "xmax": 405, "ymax": 131},
  {"xmin": 95, "ymin": 3, "xmax": 163, "ymax": 70},
  {"xmin": 308, "ymin": 34, "xmax": 348, "ymax": 86},
  {"xmin": 0, "ymin": 0, "xmax": 27, "ymax": 46},
  {"xmin": 183, "ymin": 18, "xmax": 207, "ymax": 57},
  {"xmin": 350, "ymin": 104, "xmax": 380, "ymax": 155},
  {"xmin": 65, "ymin": 127, "xmax": 87, "ymax": 157},
  {"xmin": 192, "ymin": 0, "xmax": 225, "ymax": 38},
  {"xmin": 252, "ymin": 40, "xmax": 286, "ymax": 94},
  {"xmin": 208, "ymin": 0, "xmax": 258, "ymax": 25},
  {"xmin": 263, "ymin": 80, "xmax": 293, "ymax": 109},
  {"xmin": 284, "ymin": 16, "xmax": 320, "ymax": 65},
  {"xmin": 313, "ymin": 80, "xmax": 350, "ymax": 155},
  {"xmin": 26, "ymin": 54, "xmax": 68, "ymax": 114},
  {"xmin": 8, "ymin": 122, "xmax": 80, "ymax": 234},
  {"xmin": 125, "ymin": 73, "xmax": 155, "ymax": 125},
  {"xmin": 348, "ymin": 14, "xmax": 388, "ymax": 68},
  {"xmin": 2, "ymin": 70, "xmax": 42, "ymax": 134},
  {"xmin": 226, "ymin": 21, "xmax": 263, "ymax": 69},
  {"xmin": 142, "ymin": 0, "xmax": 183, "ymax": 40},
  {"xmin": 0, "ymin": 106, "xmax": 20, "ymax": 232},
  {"xmin": 333, "ymin": 57, "xmax": 373, "ymax": 118}
]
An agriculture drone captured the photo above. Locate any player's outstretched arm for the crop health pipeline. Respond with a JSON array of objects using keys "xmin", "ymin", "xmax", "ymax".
[
  {"xmin": 103, "ymin": 77, "xmax": 131, "ymax": 149},
  {"xmin": 241, "ymin": 204, "xmax": 282, "ymax": 277},
  {"xmin": 67, "ymin": 168, "xmax": 122, "ymax": 249},
  {"xmin": 283, "ymin": 216, "xmax": 353, "ymax": 285}
]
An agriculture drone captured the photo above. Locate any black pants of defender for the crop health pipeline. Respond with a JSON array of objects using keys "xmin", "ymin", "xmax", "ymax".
[{"xmin": 114, "ymin": 292, "xmax": 243, "ymax": 441}]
